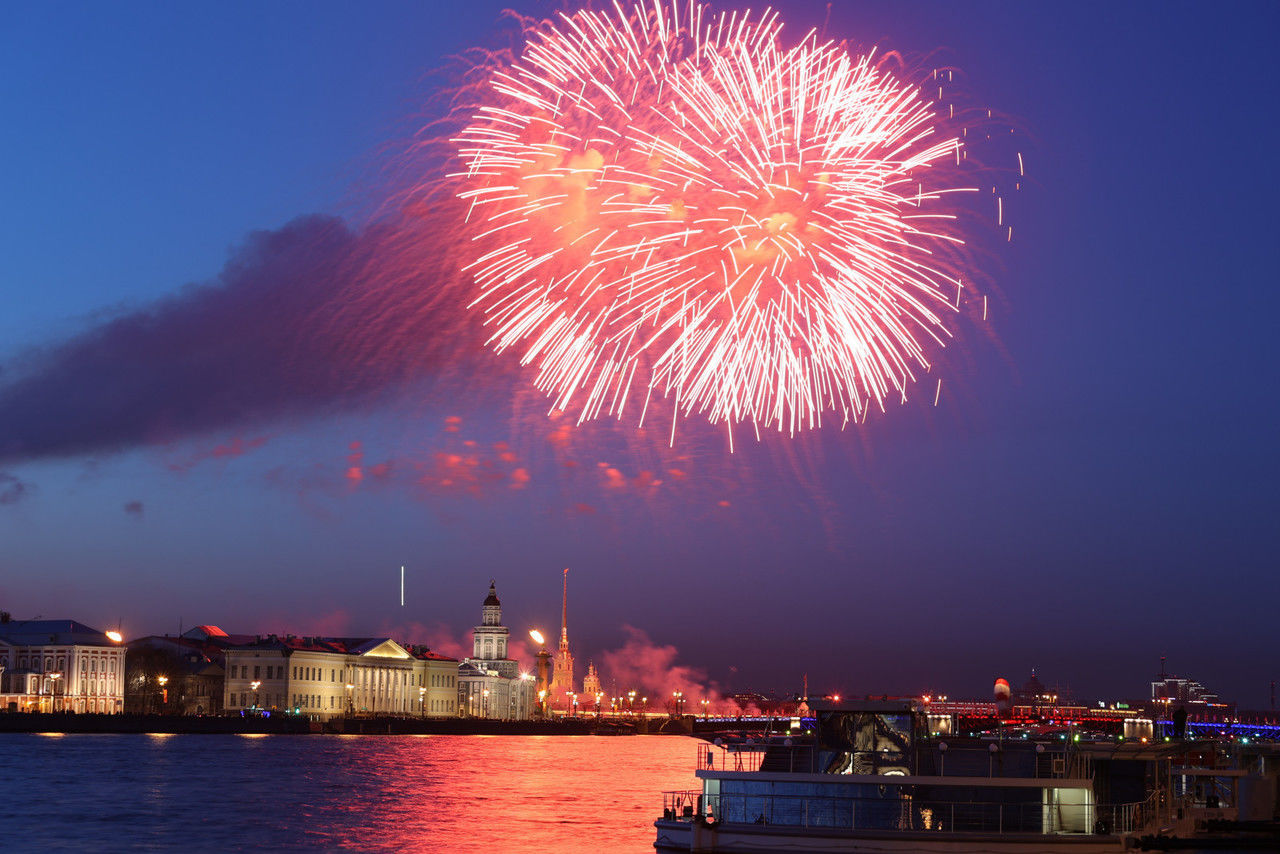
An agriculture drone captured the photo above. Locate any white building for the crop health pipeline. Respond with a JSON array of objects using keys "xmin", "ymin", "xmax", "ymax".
[
  {"xmin": 459, "ymin": 582, "xmax": 535, "ymax": 720},
  {"xmin": 224, "ymin": 635, "xmax": 458, "ymax": 721},
  {"xmin": 0, "ymin": 617, "xmax": 126, "ymax": 713}
]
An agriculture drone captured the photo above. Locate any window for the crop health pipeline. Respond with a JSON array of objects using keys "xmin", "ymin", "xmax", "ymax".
[{"xmin": 253, "ymin": 665, "xmax": 260, "ymax": 679}]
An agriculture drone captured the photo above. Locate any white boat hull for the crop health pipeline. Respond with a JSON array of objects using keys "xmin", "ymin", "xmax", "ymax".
[{"xmin": 654, "ymin": 819, "xmax": 1124, "ymax": 853}]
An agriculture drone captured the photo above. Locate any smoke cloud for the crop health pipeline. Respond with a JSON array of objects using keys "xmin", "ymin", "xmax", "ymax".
[
  {"xmin": 599, "ymin": 625, "xmax": 723, "ymax": 707},
  {"xmin": 0, "ymin": 214, "xmax": 487, "ymax": 465}
]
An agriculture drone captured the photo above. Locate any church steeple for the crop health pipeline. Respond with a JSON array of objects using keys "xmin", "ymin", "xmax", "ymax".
[
  {"xmin": 550, "ymin": 567, "xmax": 576, "ymax": 701},
  {"xmin": 559, "ymin": 568, "xmax": 569, "ymax": 646}
]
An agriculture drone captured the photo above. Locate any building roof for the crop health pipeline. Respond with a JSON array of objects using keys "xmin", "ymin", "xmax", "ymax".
[
  {"xmin": 181, "ymin": 625, "xmax": 229, "ymax": 639},
  {"xmin": 220, "ymin": 634, "xmax": 459, "ymax": 662},
  {"xmin": 483, "ymin": 581, "xmax": 501, "ymax": 607},
  {"xmin": 0, "ymin": 619, "xmax": 119, "ymax": 647}
]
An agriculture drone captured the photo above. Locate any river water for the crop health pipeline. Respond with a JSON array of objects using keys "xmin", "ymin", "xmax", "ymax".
[{"xmin": 1, "ymin": 733, "xmax": 695, "ymax": 852}]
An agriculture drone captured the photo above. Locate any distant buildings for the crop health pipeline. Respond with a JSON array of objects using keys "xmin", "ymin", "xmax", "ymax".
[
  {"xmin": 583, "ymin": 661, "xmax": 602, "ymax": 700},
  {"xmin": 1151, "ymin": 659, "xmax": 1233, "ymax": 716},
  {"xmin": 0, "ymin": 614, "xmax": 125, "ymax": 713}
]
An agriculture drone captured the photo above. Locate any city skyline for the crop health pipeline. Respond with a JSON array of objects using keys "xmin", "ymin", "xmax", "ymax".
[{"xmin": 2, "ymin": 0, "xmax": 1277, "ymax": 710}]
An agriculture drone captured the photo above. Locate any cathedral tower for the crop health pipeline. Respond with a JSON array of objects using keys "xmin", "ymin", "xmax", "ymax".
[
  {"xmin": 549, "ymin": 568, "xmax": 575, "ymax": 702},
  {"xmin": 472, "ymin": 580, "xmax": 510, "ymax": 663}
]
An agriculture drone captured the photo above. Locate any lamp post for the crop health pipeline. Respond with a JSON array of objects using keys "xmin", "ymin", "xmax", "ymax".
[
  {"xmin": 672, "ymin": 690, "xmax": 685, "ymax": 719},
  {"xmin": 419, "ymin": 686, "xmax": 426, "ymax": 718},
  {"xmin": 345, "ymin": 683, "xmax": 354, "ymax": 716},
  {"xmin": 701, "ymin": 698, "xmax": 710, "ymax": 720},
  {"xmin": 157, "ymin": 675, "xmax": 169, "ymax": 714},
  {"xmin": 250, "ymin": 680, "xmax": 261, "ymax": 713},
  {"xmin": 482, "ymin": 688, "xmax": 490, "ymax": 720},
  {"xmin": 50, "ymin": 672, "xmax": 63, "ymax": 713}
]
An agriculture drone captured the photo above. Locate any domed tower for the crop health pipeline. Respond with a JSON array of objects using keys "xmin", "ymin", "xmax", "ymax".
[{"xmin": 473, "ymin": 581, "xmax": 509, "ymax": 662}]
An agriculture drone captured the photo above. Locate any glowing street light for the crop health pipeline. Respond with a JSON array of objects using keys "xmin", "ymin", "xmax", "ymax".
[
  {"xmin": 105, "ymin": 630, "xmax": 123, "ymax": 643},
  {"xmin": 157, "ymin": 675, "xmax": 170, "ymax": 712},
  {"xmin": 48, "ymin": 671, "xmax": 63, "ymax": 713},
  {"xmin": 250, "ymin": 680, "xmax": 261, "ymax": 711}
]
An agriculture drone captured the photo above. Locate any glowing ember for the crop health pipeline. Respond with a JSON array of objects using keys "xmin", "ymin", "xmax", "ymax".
[{"xmin": 455, "ymin": 1, "xmax": 980, "ymax": 437}]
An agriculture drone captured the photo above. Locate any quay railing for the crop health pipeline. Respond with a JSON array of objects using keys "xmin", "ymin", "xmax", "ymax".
[
  {"xmin": 661, "ymin": 790, "xmax": 1147, "ymax": 836},
  {"xmin": 696, "ymin": 740, "xmax": 814, "ymax": 774}
]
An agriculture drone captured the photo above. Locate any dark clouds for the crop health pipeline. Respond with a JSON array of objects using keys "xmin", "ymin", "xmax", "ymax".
[
  {"xmin": 0, "ymin": 472, "xmax": 33, "ymax": 504},
  {"xmin": 0, "ymin": 215, "xmax": 486, "ymax": 464}
]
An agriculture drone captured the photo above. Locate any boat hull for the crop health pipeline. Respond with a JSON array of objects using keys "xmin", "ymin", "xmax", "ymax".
[{"xmin": 654, "ymin": 819, "xmax": 1125, "ymax": 853}]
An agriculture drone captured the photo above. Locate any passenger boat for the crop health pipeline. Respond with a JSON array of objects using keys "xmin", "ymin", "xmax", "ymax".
[{"xmin": 653, "ymin": 699, "xmax": 1279, "ymax": 852}]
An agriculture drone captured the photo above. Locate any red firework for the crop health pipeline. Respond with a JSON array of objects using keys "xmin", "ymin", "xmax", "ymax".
[{"xmin": 454, "ymin": 1, "xmax": 985, "ymax": 438}]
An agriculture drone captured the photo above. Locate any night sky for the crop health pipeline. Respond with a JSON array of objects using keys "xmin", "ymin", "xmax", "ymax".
[{"xmin": 2, "ymin": 1, "xmax": 1277, "ymax": 708}]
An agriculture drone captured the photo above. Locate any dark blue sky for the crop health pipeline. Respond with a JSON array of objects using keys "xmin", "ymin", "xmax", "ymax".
[{"xmin": 2, "ymin": 1, "xmax": 1276, "ymax": 707}]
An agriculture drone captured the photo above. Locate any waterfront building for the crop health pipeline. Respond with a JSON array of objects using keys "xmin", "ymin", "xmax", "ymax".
[
  {"xmin": 125, "ymin": 635, "xmax": 226, "ymax": 715},
  {"xmin": 549, "ymin": 567, "xmax": 576, "ymax": 706},
  {"xmin": 458, "ymin": 582, "xmax": 534, "ymax": 720},
  {"xmin": 223, "ymin": 635, "xmax": 457, "ymax": 720},
  {"xmin": 0, "ymin": 614, "xmax": 126, "ymax": 713}
]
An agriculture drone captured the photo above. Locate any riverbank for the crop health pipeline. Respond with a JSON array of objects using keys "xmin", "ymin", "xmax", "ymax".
[{"xmin": 0, "ymin": 711, "xmax": 695, "ymax": 736}]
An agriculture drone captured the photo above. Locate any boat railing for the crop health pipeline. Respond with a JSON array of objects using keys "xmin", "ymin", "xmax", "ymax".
[
  {"xmin": 660, "ymin": 790, "xmax": 1147, "ymax": 836},
  {"xmin": 696, "ymin": 740, "xmax": 814, "ymax": 774}
]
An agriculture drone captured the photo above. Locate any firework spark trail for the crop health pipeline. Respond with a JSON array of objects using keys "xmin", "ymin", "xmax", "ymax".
[{"xmin": 454, "ymin": 1, "xmax": 985, "ymax": 439}]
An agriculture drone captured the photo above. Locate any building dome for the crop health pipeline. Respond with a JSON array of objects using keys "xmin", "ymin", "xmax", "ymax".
[{"xmin": 483, "ymin": 581, "xmax": 501, "ymax": 607}]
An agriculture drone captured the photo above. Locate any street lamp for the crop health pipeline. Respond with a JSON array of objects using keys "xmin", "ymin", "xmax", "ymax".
[
  {"xmin": 419, "ymin": 686, "xmax": 426, "ymax": 718},
  {"xmin": 701, "ymin": 698, "xmax": 710, "ymax": 720},
  {"xmin": 157, "ymin": 675, "xmax": 169, "ymax": 713},
  {"xmin": 345, "ymin": 683, "xmax": 354, "ymax": 716},
  {"xmin": 48, "ymin": 671, "xmax": 63, "ymax": 713},
  {"xmin": 482, "ymin": 688, "xmax": 490, "ymax": 719},
  {"xmin": 250, "ymin": 680, "xmax": 261, "ymax": 712}
]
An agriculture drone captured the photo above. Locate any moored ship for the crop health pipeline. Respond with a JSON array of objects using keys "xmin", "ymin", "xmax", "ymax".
[{"xmin": 654, "ymin": 699, "xmax": 1280, "ymax": 852}]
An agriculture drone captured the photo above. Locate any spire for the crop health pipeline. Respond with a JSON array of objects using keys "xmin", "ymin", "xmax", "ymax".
[{"xmin": 560, "ymin": 567, "xmax": 569, "ymax": 647}]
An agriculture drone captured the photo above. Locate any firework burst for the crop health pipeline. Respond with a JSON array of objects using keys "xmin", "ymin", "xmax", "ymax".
[{"xmin": 454, "ymin": 1, "xmax": 982, "ymax": 439}]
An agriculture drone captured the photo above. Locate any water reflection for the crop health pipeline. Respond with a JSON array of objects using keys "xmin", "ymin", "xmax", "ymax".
[{"xmin": 1, "ymin": 734, "xmax": 694, "ymax": 852}]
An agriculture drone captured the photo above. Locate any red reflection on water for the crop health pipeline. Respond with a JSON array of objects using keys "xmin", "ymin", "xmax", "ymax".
[{"xmin": 332, "ymin": 735, "xmax": 694, "ymax": 853}]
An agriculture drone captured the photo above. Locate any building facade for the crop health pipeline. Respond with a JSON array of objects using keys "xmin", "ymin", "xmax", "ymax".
[
  {"xmin": 223, "ymin": 635, "xmax": 457, "ymax": 721},
  {"xmin": 458, "ymin": 583, "xmax": 534, "ymax": 720},
  {"xmin": 0, "ymin": 616, "xmax": 126, "ymax": 713}
]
